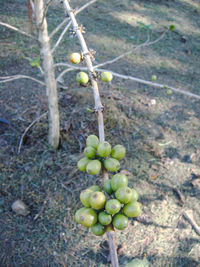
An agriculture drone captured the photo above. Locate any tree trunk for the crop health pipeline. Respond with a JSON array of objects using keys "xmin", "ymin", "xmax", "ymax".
[{"xmin": 34, "ymin": 0, "xmax": 60, "ymax": 149}]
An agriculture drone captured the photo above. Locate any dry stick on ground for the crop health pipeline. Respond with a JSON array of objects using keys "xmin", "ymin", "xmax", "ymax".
[
  {"xmin": 183, "ymin": 210, "xmax": 200, "ymax": 236},
  {"xmin": 18, "ymin": 112, "xmax": 48, "ymax": 154},
  {"xmin": 61, "ymin": 0, "xmax": 119, "ymax": 266}
]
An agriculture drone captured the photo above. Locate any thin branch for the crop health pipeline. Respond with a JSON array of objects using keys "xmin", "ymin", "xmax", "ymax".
[
  {"xmin": 40, "ymin": 0, "xmax": 54, "ymax": 27},
  {"xmin": 51, "ymin": 0, "xmax": 97, "ymax": 53},
  {"xmin": 51, "ymin": 21, "xmax": 71, "ymax": 53},
  {"xmin": 75, "ymin": 0, "xmax": 97, "ymax": 14},
  {"xmin": 18, "ymin": 112, "xmax": 47, "ymax": 154},
  {"xmin": 54, "ymin": 62, "xmax": 81, "ymax": 68},
  {"xmin": 0, "ymin": 21, "xmax": 36, "ymax": 39},
  {"xmin": 62, "ymin": 1, "xmax": 119, "ymax": 266},
  {"xmin": 53, "ymin": 64, "xmax": 200, "ymax": 100},
  {"xmin": 50, "ymin": 18, "xmax": 69, "ymax": 39},
  {"xmin": 54, "ymin": 63, "xmax": 87, "ymax": 82},
  {"xmin": 0, "ymin": 75, "xmax": 45, "ymax": 86},
  {"xmin": 96, "ymin": 68, "xmax": 200, "ymax": 100},
  {"xmin": 56, "ymin": 67, "xmax": 75, "ymax": 82},
  {"xmin": 95, "ymin": 30, "xmax": 167, "ymax": 69},
  {"xmin": 50, "ymin": 0, "xmax": 96, "ymax": 39},
  {"xmin": 107, "ymin": 231, "xmax": 119, "ymax": 267}
]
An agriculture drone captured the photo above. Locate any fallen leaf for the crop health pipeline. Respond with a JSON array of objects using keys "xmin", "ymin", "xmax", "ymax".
[{"xmin": 149, "ymin": 173, "xmax": 160, "ymax": 180}]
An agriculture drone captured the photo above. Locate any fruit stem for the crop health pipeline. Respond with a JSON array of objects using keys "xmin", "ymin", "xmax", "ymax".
[{"xmin": 107, "ymin": 231, "xmax": 119, "ymax": 267}]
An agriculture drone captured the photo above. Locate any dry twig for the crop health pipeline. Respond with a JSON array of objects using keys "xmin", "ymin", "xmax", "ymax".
[
  {"xmin": 183, "ymin": 210, "xmax": 200, "ymax": 236},
  {"xmin": 34, "ymin": 199, "xmax": 48, "ymax": 220},
  {"xmin": 0, "ymin": 75, "xmax": 45, "ymax": 86},
  {"xmin": 0, "ymin": 21, "xmax": 36, "ymax": 39},
  {"xmin": 172, "ymin": 188, "xmax": 185, "ymax": 206},
  {"xmin": 18, "ymin": 112, "xmax": 47, "ymax": 154},
  {"xmin": 95, "ymin": 30, "xmax": 167, "ymax": 69},
  {"xmin": 50, "ymin": 17, "xmax": 69, "ymax": 39}
]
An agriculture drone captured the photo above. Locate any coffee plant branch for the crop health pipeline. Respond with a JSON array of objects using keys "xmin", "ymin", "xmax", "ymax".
[
  {"xmin": 61, "ymin": 0, "xmax": 119, "ymax": 266},
  {"xmin": 94, "ymin": 30, "xmax": 167, "ymax": 69},
  {"xmin": 51, "ymin": 0, "xmax": 97, "ymax": 53},
  {"xmin": 53, "ymin": 63, "xmax": 200, "ymax": 100},
  {"xmin": 0, "ymin": 21, "xmax": 36, "ymax": 39},
  {"xmin": 0, "ymin": 75, "xmax": 45, "ymax": 86}
]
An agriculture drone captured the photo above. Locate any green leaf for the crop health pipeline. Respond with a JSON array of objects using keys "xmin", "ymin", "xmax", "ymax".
[
  {"xmin": 29, "ymin": 56, "xmax": 40, "ymax": 68},
  {"xmin": 169, "ymin": 25, "xmax": 175, "ymax": 31},
  {"xmin": 30, "ymin": 61, "xmax": 37, "ymax": 67}
]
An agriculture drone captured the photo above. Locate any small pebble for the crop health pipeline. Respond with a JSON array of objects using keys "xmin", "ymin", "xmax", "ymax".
[
  {"xmin": 150, "ymin": 99, "xmax": 156, "ymax": 105},
  {"xmin": 11, "ymin": 200, "xmax": 30, "ymax": 216}
]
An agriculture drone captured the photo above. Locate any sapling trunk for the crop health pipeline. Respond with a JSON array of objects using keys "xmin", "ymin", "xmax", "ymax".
[
  {"xmin": 62, "ymin": 1, "xmax": 119, "ymax": 266},
  {"xmin": 34, "ymin": 0, "xmax": 60, "ymax": 149}
]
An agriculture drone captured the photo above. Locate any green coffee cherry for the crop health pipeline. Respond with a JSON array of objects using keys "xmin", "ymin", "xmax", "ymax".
[
  {"xmin": 111, "ymin": 173, "xmax": 128, "ymax": 191},
  {"xmin": 113, "ymin": 214, "xmax": 128, "ymax": 230},
  {"xmin": 97, "ymin": 142, "xmax": 111, "ymax": 157},
  {"xmin": 84, "ymin": 146, "xmax": 96, "ymax": 159},
  {"xmin": 91, "ymin": 223, "xmax": 105, "ymax": 236},
  {"xmin": 80, "ymin": 189, "xmax": 93, "ymax": 207},
  {"xmin": 77, "ymin": 157, "xmax": 91, "ymax": 172},
  {"xmin": 104, "ymin": 179, "xmax": 113, "ymax": 195},
  {"xmin": 88, "ymin": 185, "xmax": 101, "ymax": 192},
  {"xmin": 115, "ymin": 186, "xmax": 133, "ymax": 204},
  {"xmin": 104, "ymin": 158, "xmax": 120, "ymax": 172},
  {"xmin": 105, "ymin": 199, "xmax": 121, "ymax": 215},
  {"xmin": 111, "ymin": 144, "xmax": 126, "ymax": 160},
  {"xmin": 75, "ymin": 207, "xmax": 87, "ymax": 224},
  {"xmin": 79, "ymin": 208, "xmax": 97, "ymax": 228},
  {"xmin": 89, "ymin": 191, "xmax": 106, "ymax": 210},
  {"xmin": 86, "ymin": 135, "xmax": 99, "ymax": 149},
  {"xmin": 86, "ymin": 160, "xmax": 101, "ymax": 175},
  {"xmin": 122, "ymin": 201, "xmax": 142, "ymax": 217},
  {"xmin": 98, "ymin": 211, "xmax": 112, "ymax": 226}
]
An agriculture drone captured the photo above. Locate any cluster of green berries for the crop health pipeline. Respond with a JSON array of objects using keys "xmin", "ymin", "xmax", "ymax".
[
  {"xmin": 75, "ymin": 174, "xmax": 142, "ymax": 235},
  {"xmin": 70, "ymin": 51, "xmax": 113, "ymax": 84},
  {"xmin": 77, "ymin": 135, "xmax": 126, "ymax": 175}
]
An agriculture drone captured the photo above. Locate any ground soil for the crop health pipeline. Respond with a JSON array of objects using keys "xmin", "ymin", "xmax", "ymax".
[{"xmin": 0, "ymin": 0, "xmax": 200, "ymax": 266}]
